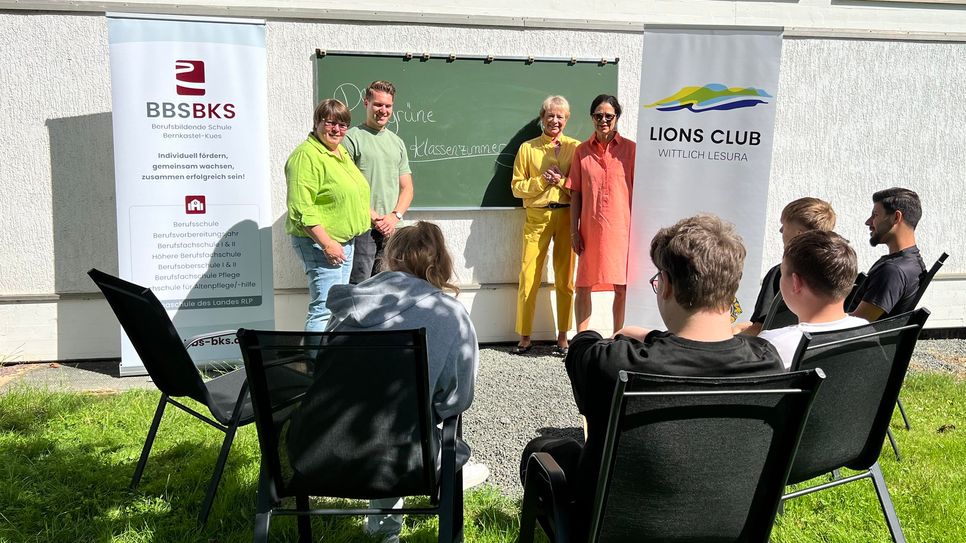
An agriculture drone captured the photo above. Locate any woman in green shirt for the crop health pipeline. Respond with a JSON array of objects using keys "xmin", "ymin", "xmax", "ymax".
[{"xmin": 285, "ymin": 99, "xmax": 371, "ymax": 330}]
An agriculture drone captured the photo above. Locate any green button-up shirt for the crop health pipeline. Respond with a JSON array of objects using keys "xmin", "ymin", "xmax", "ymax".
[{"xmin": 285, "ymin": 133, "xmax": 371, "ymax": 243}]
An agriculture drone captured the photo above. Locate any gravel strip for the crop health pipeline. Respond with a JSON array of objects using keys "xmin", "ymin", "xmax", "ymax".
[{"xmin": 464, "ymin": 338, "xmax": 966, "ymax": 498}]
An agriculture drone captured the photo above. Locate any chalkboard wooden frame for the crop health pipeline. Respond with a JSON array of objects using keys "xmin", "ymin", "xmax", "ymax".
[{"xmin": 314, "ymin": 50, "xmax": 619, "ymax": 209}]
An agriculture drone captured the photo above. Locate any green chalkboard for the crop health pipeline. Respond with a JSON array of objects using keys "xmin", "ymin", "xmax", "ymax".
[{"xmin": 314, "ymin": 52, "xmax": 619, "ymax": 208}]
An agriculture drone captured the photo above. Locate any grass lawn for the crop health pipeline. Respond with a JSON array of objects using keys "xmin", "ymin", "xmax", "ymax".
[{"xmin": 0, "ymin": 372, "xmax": 962, "ymax": 542}]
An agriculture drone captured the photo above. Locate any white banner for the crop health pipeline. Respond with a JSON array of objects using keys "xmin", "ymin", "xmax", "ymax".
[
  {"xmin": 108, "ymin": 14, "xmax": 274, "ymax": 375},
  {"xmin": 627, "ymin": 28, "xmax": 783, "ymax": 329}
]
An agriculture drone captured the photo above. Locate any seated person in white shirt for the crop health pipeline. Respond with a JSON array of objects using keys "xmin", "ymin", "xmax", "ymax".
[{"xmin": 759, "ymin": 230, "xmax": 868, "ymax": 369}]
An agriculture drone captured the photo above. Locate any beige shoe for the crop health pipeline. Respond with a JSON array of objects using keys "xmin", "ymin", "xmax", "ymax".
[{"xmin": 461, "ymin": 461, "xmax": 490, "ymax": 490}]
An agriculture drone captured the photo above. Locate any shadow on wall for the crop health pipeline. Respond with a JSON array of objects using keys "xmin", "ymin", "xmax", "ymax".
[{"xmin": 47, "ymin": 112, "xmax": 120, "ymax": 359}]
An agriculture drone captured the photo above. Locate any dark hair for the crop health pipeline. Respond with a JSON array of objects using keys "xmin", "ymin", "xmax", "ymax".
[
  {"xmin": 385, "ymin": 221, "xmax": 459, "ymax": 294},
  {"xmin": 312, "ymin": 98, "xmax": 350, "ymax": 127},
  {"xmin": 781, "ymin": 197, "xmax": 836, "ymax": 231},
  {"xmin": 650, "ymin": 214, "xmax": 745, "ymax": 312},
  {"xmin": 365, "ymin": 80, "xmax": 396, "ymax": 100},
  {"xmin": 783, "ymin": 230, "xmax": 857, "ymax": 300},
  {"xmin": 590, "ymin": 94, "xmax": 622, "ymax": 117},
  {"xmin": 873, "ymin": 187, "xmax": 921, "ymax": 229}
]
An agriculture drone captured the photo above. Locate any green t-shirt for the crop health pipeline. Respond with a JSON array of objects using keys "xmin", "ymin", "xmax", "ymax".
[
  {"xmin": 284, "ymin": 133, "xmax": 371, "ymax": 243},
  {"xmin": 343, "ymin": 125, "xmax": 412, "ymax": 215}
]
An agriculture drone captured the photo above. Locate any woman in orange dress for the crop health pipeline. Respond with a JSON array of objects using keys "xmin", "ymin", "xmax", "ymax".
[{"xmin": 567, "ymin": 94, "xmax": 636, "ymax": 332}]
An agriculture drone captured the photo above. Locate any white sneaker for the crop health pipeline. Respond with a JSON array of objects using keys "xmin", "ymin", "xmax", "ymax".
[{"xmin": 461, "ymin": 461, "xmax": 490, "ymax": 490}]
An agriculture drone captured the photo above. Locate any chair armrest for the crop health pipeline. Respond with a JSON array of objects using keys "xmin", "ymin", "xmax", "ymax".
[
  {"xmin": 183, "ymin": 329, "xmax": 238, "ymax": 349},
  {"xmin": 519, "ymin": 452, "xmax": 571, "ymax": 543}
]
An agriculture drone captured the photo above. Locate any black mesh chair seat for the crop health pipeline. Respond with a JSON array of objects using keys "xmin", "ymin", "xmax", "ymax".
[
  {"xmin": 88, "ymin": 268, "xmax": 252, "ymax": 527},
  {"xmin": 781, "ymin": 308, "xmax": 930, "ymax": 543},
  {"xmin": 238, "ymin": 328, "xmax": 464, "ymax": 543},
  {"xmin": 519, "ymin": 369, "xmax": 825, "ymax": 543}
]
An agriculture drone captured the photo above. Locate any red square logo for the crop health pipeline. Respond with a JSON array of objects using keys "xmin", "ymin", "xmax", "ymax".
[
  {"xmin": 185, "ymin": 195, "xmax": 206, "ymax": 214},
  {"xmin": 175, "ymin": 60, "xmax": 206, "ymax": 96}
]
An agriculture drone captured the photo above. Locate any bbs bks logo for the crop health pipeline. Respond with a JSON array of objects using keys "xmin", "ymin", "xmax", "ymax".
[
  {"xmin": 175, "ymin": 60, "xmax": 206, "ymax": 96},
  {"xmin": 145, "ymin": 59, "xmax": 236, "ymax": 119}
]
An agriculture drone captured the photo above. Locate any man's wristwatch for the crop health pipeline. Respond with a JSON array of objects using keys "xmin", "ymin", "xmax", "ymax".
[{"xmin": 392, "ymin": 211, "xmax": 404, "ymax": 220}]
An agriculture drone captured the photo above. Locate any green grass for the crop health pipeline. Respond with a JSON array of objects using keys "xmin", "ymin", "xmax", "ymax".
[{"xmin": 0, "ymin": 373, "xmax": 962, "ymax": 542}]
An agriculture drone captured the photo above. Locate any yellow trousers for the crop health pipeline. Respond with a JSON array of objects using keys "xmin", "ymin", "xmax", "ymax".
[{"xmin": 516, "ymin": 207, "xmax": 576, "ymax": 336}]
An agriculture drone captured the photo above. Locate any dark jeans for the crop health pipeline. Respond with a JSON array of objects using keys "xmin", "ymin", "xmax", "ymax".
[{"xmin": 349, "ymin": 229, "xmax": 386, "ymax": 284}]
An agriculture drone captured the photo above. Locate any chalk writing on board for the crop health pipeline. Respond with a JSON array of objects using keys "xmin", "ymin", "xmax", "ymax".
[
  {"xmin": 409, "ymin": 135, "xmax": 515, "ymax": 166},
  {"xmin": 333, "ymin": 83, "xmax": 364, "ymax": 111}
]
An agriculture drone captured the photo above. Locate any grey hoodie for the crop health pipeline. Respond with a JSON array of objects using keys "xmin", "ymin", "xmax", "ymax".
[{"xmin": 325, "ymin": 270, "xmax": 479, "ymax": 425}]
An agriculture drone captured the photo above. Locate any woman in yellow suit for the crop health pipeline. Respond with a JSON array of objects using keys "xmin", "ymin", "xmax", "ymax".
[{"xmin": 511, "ymin": 96, "xmax": 579, "ymax": 355}]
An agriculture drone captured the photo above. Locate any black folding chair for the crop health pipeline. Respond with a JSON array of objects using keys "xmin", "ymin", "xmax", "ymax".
[
  {"xmin": 519, "ymin": 370, "xmax": 825, "ymax": 543},
  {"xmin": 782, "ymin": 308, "xmax": 930, "ymax": 543},
  {"xmin": 88, "ymin": 268, "xmax": 253, "ymax": 527},
  {"xmin": 237, "ymin": 328, "xmax": 463, "ymax": 543},
  {"xmin": 760, "ymin": 291, "xmax": 797, "ymax": 331},
  {"xmin": 765, "ymin": 272, "xmax": 867, "ymax": 332}
]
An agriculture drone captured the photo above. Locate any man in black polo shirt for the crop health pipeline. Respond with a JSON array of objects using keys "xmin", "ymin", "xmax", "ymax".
[
  {"xmin": 518, "ymin": 214, "xmax": 783, "ymax": 540},
  {"xmin": 850, "ymin": 187, "xmax": 926, "ymax": 321}
]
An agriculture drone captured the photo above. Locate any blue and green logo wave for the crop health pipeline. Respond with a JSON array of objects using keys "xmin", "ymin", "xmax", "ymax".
[{"xmin": 645, "ymin": 84, "xmax": 771, "ymax": 113}]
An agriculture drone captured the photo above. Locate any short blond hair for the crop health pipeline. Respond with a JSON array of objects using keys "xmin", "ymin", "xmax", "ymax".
[
  {"xmin": 650, "ymin": 214, "xmax": 745, "ymax": 312},
  {"xmin": 780, "ymin": 197, "xmax": 836, "ymax": 231},
  {"xmin": 539, "ymin": 95, "xmax": 570, "ymax": 119},
  {"xmin": 385, "ymin": 221, "xmax": 459, "ymax": 294}
]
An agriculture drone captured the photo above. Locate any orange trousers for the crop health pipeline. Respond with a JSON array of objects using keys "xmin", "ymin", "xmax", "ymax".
[{"xmin": 516, "ymin": 207, "xmax": 575, "ymax": 336}]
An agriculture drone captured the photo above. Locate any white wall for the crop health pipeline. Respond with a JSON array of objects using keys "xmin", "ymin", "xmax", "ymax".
[{"xmin": 1, "ymin": 9, "xmax": 964, "ymax": 361}]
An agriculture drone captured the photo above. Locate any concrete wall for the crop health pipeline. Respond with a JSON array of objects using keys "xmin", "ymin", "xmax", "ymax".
[{"xmin": 1, "ymin": 9, "xmax": 964, "ymax": 361}]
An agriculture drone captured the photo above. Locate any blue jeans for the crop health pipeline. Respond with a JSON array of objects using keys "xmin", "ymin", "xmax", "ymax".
[{"xmin": 292, "ymin": 235, "xmax": 354, "ymax": 331}]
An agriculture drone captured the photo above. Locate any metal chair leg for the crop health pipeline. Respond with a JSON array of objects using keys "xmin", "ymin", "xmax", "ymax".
[
  {"xmin": 869, "ymin": 463, "xmax": 907, "ymax": 543},
  {"xmin": 453, "ymin": 468, "xmax": 464, "ymax": 543},
  {"xmin": 886, "ymin": 427, "xmax": 901, "ymax": 461},
  {"xmin": 197, "ymin": 420, "xmax": 239, "ymax": 526},
  {"xmin": 131, "ymin": 394, "xmax": 168, "ymax": 489},
  {"xmin": 896, "ymin": 397, "xmax": 911, "ymax": 430},
  {"xmin": 296, "ymin": 495, "xmax": 312, "ymax": 543},
  {"xmin": 253, "ymin": 464, "xmax": 274, "ymax": 543}
]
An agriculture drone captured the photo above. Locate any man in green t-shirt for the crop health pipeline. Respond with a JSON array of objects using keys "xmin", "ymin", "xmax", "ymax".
[{"xmin": 343, "ymin": 80, "xmax": 414, "ymax": 284}]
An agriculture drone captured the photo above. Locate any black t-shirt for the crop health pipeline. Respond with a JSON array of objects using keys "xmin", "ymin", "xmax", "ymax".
[
  {"xmin": 854, "ymin": 245, "xmax": 926, "ymax": 318},
  {"xmin": 749, "ymin": 263, "xmax": 782, "ymax": 324},
  {"xmin": 563, "ymin": 329, "xmax": 784, "ymax": 527}
]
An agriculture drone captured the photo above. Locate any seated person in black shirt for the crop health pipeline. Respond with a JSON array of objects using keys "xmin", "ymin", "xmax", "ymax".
[
  {"xmin": 850, "ymin": 187, "xmax": 926, "ymax": 321},
  {"xmin": 735, "ymin": 197, "xmax": 836, "ymax": 335},
  {"xmin": 519, "ymin": 213, "xmax": 784, "ymax": 540}
]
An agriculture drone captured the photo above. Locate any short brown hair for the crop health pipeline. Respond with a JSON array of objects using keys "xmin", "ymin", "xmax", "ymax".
[
  {"xmin": 312, "ymin": 98, "xmax": 350, "ymax": 127},
  {"xmin": 365, "ymin": 80, "xmax": 396, "ymax": 100},
  {"xmin": 780, "ymin": 197, "xmax": 836, "ymax": 231},
  {"xmin": 650, "ymin": 214, "xmax": 745, "ymax": 312},
  {"xmin": 385, "ymin": 221, "xmax": 459, "ymax": 294},
  {"xmin": 783, "ymin": 230, "xmax": 857, "ymax": 300}
]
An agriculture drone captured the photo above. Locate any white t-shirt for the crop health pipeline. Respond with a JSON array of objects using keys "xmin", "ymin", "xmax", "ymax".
[{"xmin": 759, "ymin": 316, "xmax": 869, "ymax": 369}]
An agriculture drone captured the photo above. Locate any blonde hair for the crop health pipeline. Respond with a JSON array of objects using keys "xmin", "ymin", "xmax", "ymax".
[
  {"xmin": 385, "ymin": 221, "xmax": 459, "ymax": 294},
  {"xmin": 781, "ymin": 197, "xmax": 836, "ymax": 231},
  {"xmin": 539, "ymin": 95, "xmax": 571, "ymax": 119}
]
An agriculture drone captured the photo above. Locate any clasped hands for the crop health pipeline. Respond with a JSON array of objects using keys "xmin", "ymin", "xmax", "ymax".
[{"xmin": 542, "ymin": 165, "xmax": 564, "ymax": 186}]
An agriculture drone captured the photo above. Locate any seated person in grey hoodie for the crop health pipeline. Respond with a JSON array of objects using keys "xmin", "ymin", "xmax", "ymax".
[{"xmin": 325, "ymin": 220, "xmax": 479, "ymax": 543}]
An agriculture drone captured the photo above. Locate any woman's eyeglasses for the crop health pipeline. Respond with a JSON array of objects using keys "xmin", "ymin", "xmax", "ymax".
[
  {"xmin": 323, "ymin": 119, "xmax": 350, "ymax": 131},
  {"xmin": 592, "ymin": 113, "xmax": 616, "ymax": 123},
  {"xmin": 649, "ymin": 271, "xmax": 661, "ymax": 294}
]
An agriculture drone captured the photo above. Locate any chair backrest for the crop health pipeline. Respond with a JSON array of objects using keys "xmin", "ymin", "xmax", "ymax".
[
  {"xmin": 908, "ymin": 252, "xmax": 948, "ymax": 310},
  {"xmin": 787, "ymin": 308, "xmax": 929, "ymax": 484},
  {"xmin": 842, "ymin": 272, "xmax": 868, "ymax": 313},
  {"xmin": 88, "ymin": 268, "xmax": 208, "ymax": 402},
  {"xmin": 761, "ymin": 291, "xmax": 798, "ymax": 331},
  {"xmin": 238, "ymin": 328, "xmax": 438, "ymax": 503},
  {"xmin": 587, "ymin": 369, "xmax": 825, "ymax": 543}
]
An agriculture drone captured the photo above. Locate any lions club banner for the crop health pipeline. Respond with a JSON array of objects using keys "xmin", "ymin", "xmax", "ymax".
[
  {"xmin": 108, "ymin": 14, "xmax": 273, "ymax": 375},
  {"xmin": 626, "ymin": 28, "xmax": 783, "ymax": 329}
]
